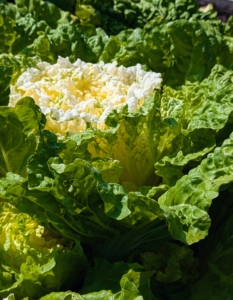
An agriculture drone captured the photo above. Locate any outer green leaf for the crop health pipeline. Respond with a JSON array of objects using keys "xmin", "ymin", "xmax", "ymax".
[
  {"xmin": 164, "ymin": 20, "xmax": 221, "ymax": 86},
  {"xmin": 141, "ymin": 242, "xmax": 198, "ymax": 284},
  {"xmin": 124, "ymin": 191, "xmax": 164, "ymax": 226},
  {"xmin": 91, "ymin": 158, "xmax": 123, "ymax": 184},
  {"xmin": 0, "ymin": 97, "xmax": 45, "ymax": 178},
  {"xmin": 0, "ymin": 4, "xmax": 17, "ymax": 53},
  {"xmin": 179, "ymin": 65, "xmax": 233, "ymax": 133},
  {"xmin": 26, "ymin": 130, "xmax": 62, "ymax": 191},
  {"xmin": 155, "ymin": 64, "xmax": 233, "ymax": 185},
  {"xmin": 117, "ymin": 268, "xmax": 154, "ymax": 300},
  {"xmin": 0, "ymin": 172, "xmax": 25, "ymax": 198},
  {"xmin": 6, "ymin": 153, "xmax": 121, "ymax": 243},
  {"xmin": 97, "ymin": 183, "xmax": 130, "ymax": 220},
  {"xmin": 0, "ymin": 53, "xmax": 40, "ymax": 106},
  {"xmin": 138, "ymin": 184, "xmax": 169, "ymax": 200},
  {"xmin": 158, "ymin": 133, "xmax": 233, "ymax": 244},
  {"xmin": 98, "ymin": 184, "xmax": 165, "ymax": 226},
  {"xmin": 5, "ymin": 180, "xmax": 82, "ymax": 241}
]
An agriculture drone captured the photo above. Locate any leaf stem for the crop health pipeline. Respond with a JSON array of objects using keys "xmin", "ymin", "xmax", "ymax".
[{"xmin": 0, "ymin": 141, "xmax": 12, "ymax": 173}]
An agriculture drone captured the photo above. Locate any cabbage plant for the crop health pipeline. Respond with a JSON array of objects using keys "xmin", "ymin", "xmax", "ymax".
[{"xmin": 1, "ymin": 0, "xmax": 233, "ymax": 299}]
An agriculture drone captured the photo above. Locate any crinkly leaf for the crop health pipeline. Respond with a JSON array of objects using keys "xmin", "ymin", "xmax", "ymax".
[
  {"xmin": 48, "ymin": 158, "xmax": 99, "ymax": 214},
  {"xmin": 100, "ymin": 19, "xmax": 221, "ymax": 87},
  {"xmin": 6, "ymin": 153, "xmax": 121, "ymax": 243},
  {"xmin": 0, "ymin": 97, "xmax": 45, "ymax": 178},
  {"xmin": 0, "ymin": 4, "xmax": 17, "ymax": 54},
  {"xmin": 98, "ymin": 181, "xmax": 164, "ymax": 225},
  {"xmin": 179, "ymin": 65, "xmax": 233, "ymax": 133},
  {"xmin": 138, "ymin": 184, "xmax": 169, "ymax": 200},
  {"xmin": 140, "ymin": 242, "xmax": 198, "ymax": 284},
  {"xmin": 155, "ymin": 64, "xmax": 233, "ymax": 185},
  {"xmin": 27, "ymin": 131, "xmax": 65, "ymax": 191},
  {"xmin": 164, "ymin": 20, "xmax": 221, "ymax": 86},
  {"xmin": 97, "ymin": 183, "xmax": 131, "ymax": 220},
  {"xmin": 0, "ymin": 172, "xmax": 25, "ymax": 198},
  {"xmin": 158, "ymin": 133, "xmax": 233, "ymax": 244},
  {"xmin": 91, "ymin": 158, "xmax": 123, "ymax": 184},
  {"xmin": 0, "ymin": 53, "xmax": 40, "ymax": 106},
  {"xmin": 3, "ymin": 178, "xmax": 82, "ymax": 241},
  {"xmin": 73, "ymin": 0, "xmax": 199, "ymax": 36}
]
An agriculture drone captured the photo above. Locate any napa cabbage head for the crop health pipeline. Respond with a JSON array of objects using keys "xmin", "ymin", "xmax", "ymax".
[
  {"xmin": 8, "ymin": 57, "xmax": 163, "ymax": 187},
  {"xmin": 0, "ymin": 201, "xmax": 86, "ymax": 299}
]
